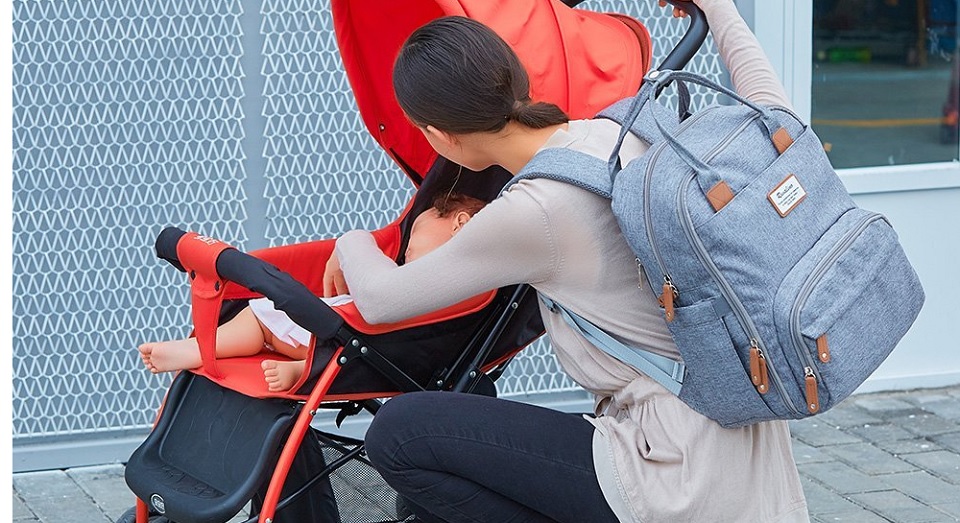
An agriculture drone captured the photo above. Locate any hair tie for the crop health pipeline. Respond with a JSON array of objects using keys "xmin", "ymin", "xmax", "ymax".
[{"xmin": 507, "ymin": 99, "xmax": 528, "ymax": 120}]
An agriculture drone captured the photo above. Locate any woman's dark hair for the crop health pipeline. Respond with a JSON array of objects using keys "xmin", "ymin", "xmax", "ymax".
[{"xmin": 394, "ymin": 16, "xmax": 569, "ymax": 134}]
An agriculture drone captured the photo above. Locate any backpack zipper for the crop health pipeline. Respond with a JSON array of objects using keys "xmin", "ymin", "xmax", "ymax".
[
  {"xmin": 678, "ymin": 172, "xmax": 803, "ymax": 417},
  {"xmin": 789, "ymin": 213, "xmax": 885, "ymax": 390},
  {"xmin": 641, "ymin": 107, "xmax": 717, "ymax": 317},
  {"xmin": 671, "ymin": 113, "xmax": 806, "ymax": 417}
]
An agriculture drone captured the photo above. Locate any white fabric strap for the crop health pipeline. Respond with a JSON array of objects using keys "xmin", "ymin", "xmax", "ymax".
[{"xmin": 540, "ymin": 294, "xmax": 684, "ymax": 395}]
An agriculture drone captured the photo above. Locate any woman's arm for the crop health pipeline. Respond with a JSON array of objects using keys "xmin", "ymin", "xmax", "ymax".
[
  {"xmin": 335, "ymin": 182, "xmax": 558, "ymax": 324},
  {"xmin": 692, "ymin": 0, "xmax": 794, "ymax": 110}
]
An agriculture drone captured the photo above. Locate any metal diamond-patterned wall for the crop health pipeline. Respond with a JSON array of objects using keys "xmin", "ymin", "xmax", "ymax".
[
  {"xmin": 12, "ymin": 0, "xmax": 724, "ymax": 452},
  {"xmin": 13, "ymin": 0, "xmax": 249, "ymax": 442}
]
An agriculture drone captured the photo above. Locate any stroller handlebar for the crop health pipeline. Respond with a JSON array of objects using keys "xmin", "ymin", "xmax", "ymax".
[
  {"xmin": 656, "ymin": 0, "xmax": 708, "ymax": 73},
  {"xmin": 560, "ymin": 0, "xmax": 707, "ymax": 73},
  {"xmin": 155, "ymin": 226, "xmax": 347, "ymax": 344}
]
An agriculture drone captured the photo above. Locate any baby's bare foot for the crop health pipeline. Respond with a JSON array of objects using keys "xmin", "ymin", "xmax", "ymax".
[
  {"xmin": 261, "ymin": 359, "xmax": 306, "ymax": 392},
  {"xmin": 138, "ymin": 339, "xmax": 202, "ymax": 373}
]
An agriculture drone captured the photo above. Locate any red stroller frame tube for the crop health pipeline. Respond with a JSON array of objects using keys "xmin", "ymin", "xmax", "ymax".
[{"xmin": 258, "ymin": 346, "xmax": 345, "ymax": 523}]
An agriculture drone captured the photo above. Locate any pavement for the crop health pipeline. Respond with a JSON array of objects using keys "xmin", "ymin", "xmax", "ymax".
[{"xmin": 11, "ymin": 385, "xmax": 960, "ymax": 523}]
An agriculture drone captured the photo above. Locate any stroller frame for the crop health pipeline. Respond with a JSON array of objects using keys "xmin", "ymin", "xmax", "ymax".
[{"xmin": 122, "ymin": 1, "xmax": 707, "ymax": 522}]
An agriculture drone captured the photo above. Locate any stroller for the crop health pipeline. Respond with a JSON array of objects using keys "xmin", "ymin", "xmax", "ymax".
[{"xmin": 120, "ymin": 1, "xmax": 706, "ymax": 522}]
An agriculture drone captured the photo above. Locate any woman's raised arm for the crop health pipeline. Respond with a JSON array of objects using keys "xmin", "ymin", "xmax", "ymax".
[{"xmin": 690, "ymin": 0, "xmax": 794, "ymax": 110}]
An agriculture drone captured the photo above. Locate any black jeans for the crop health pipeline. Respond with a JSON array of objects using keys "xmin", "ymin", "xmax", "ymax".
[{"xmin": 364, "ymin": 391, "xmax": 621, "ymax": 523}]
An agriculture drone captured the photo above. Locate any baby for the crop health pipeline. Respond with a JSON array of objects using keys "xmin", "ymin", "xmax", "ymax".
[{"xmin": 138, "ymin": 192, "xmax": 487, "ymax": 392}]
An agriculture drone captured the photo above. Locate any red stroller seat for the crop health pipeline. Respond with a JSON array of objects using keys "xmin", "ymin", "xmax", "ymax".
[{"xmin": 121, "ymin": 1, "xmax": 706, "ymax": 522}]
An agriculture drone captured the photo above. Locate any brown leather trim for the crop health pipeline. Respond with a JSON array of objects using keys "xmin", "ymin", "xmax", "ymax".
[
  {"xmin": 706, "ymin": 180, "xmax": 734, "ymax": 212},
  {"xmin": 806, "ymin": 373, "xmax": 820, "ymax": 413},
  {"xmin": 817, "ymin": 334, "xmax": 831, "ymax": 363},
  {"xmin": 660, "ymin": 283, "xmax": 676, "ymax": 323},
  {"xmin": 772, "ymin": 128, "xmax": 794, "ymax": 154}
]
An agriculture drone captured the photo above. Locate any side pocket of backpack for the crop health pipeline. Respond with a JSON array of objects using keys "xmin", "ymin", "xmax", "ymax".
[
  {"xmin": 774, "ymin": 209, "xmax": 924, "ymax": 411},
  {"xmin": 672, "ymin": 297, "xmax": 776, "ymax": 427}
]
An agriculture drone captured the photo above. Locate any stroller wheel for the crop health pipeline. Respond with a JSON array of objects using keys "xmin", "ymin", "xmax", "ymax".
[{"xmin": 116, "ymin": 506, "xmax": 174, "ymax": 523}]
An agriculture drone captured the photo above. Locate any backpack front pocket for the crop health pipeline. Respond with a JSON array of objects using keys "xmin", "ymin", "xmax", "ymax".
[
  {"xmin": 671, "ymin": 297, "xmax": 776, "ymax": 427},
  {"xmin": 774, "ymin": 208, "xmax": 924, "ymax": 412}
]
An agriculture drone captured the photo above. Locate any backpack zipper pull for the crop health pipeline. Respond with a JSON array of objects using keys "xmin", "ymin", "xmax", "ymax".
[
  {"xmin": 636, "ymin": 258, "xmax": 644, "ymax": 289},
  {"xmin": 749, "ymin": 340, "xmax": 769, "ymax": 394},
  {"xmin": 658, "ymin": 275, "xmax": 678, "ymax": 322},
  {"xmin": 805, "ymin": 367, "xmax": 820, "ymax": 413}
]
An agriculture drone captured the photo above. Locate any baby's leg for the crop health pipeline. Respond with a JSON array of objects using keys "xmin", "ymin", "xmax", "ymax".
[{"xmin": 139, "ymin": 307, "xmax": 267, "ymax": 373}]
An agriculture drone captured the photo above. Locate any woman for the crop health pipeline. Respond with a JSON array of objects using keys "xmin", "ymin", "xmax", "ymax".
[{"xmin": 330, "ymin": 1, "xmax": 809, "ymax": 521}]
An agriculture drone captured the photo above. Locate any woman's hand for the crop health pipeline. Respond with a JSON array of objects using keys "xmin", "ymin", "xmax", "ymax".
[
  {"xmin": 660, "ymin": 0, "xmax": 723, "ymax": 17},
  {"xmin": 322, "ymin": 249, "xmax": 349, "ymax": 297},
  {"xmin": 659, "ymin": 0, "xmax": 690, "ymax": 18}
]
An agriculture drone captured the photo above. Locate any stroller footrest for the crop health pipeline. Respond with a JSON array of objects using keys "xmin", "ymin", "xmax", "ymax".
[
  {"xmin": 149, "ymin": 464, "xmax": 224, "ymax": 499},
  {"xmin": 126, "ymin": 373, "xmax": 300, "ymax": 523}
]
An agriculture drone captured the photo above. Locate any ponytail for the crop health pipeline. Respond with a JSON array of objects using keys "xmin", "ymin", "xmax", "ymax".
[
  {"xmin": 394, "ymin": 16, "xmax": 568, "ymax": 134},
  {"xmin": 508, "ymin": 100, "xmax": 569, "ymax": 129}
]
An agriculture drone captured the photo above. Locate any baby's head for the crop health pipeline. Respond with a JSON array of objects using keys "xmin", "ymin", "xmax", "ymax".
[{"xmin": 405, "ymin": 192, "xmax": 487, "ymax": 262}]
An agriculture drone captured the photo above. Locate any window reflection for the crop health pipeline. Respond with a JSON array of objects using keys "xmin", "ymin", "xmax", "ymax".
[{"xmin": 812, "ymin": 0, "xmax": 959, "ymax": 169}]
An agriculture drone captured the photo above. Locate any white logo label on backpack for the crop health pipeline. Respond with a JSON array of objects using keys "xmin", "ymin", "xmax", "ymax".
[{"xmin": 768, "ymin": 174, "xmax": 807, "ymax": 217}]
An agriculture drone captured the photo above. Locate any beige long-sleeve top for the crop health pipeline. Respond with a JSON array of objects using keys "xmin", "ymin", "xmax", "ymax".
[{"xmin": 336, "ymin": 1, "xmax": 809, "ymax": 521}]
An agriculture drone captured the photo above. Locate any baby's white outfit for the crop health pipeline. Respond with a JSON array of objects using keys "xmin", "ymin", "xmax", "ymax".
[{"xmin": 248, "ymin": 295, "xmax": 354, "ymax": 347}]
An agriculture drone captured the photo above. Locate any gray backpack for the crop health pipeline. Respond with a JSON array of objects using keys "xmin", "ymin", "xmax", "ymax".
[{"xmin": 507, "ymin": 70, "xmax": 924, "ymax": 427}]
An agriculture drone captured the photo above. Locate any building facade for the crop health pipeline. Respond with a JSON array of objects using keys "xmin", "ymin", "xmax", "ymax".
[{"xmin": 12, "ymin": 0, "xmax": 959, "ymax": 472}]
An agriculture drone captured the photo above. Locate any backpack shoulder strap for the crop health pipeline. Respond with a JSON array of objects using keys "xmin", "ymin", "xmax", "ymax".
[
  {"xmin": 502, "ymin": 147, "xmax": 613, "ymax": 198},
  {"xmin": 539, "ymin": 293, "xmax": 685, "ymax": 395}
]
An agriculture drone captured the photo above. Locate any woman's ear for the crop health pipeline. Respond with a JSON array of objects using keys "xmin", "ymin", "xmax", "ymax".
[
  {"xmin": 451, "ymin": 211, "xmax": 472, "ymax": 235},
  {"xmin": 425, "ymin": 125, "xmax": 458, "ymax": 147}
]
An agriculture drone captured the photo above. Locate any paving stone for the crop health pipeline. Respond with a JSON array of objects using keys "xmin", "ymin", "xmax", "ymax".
[
  {"xmin": 877, "ymin": 471, "xmax": 960, "ymax": 505},
  {"xmin": 849, "ymin": 490, "xmax": 953, "ymax": 523},
  {"xmin": 799, "ymin": 462, "xmax": 889, "ymax": 495},
  {"xmin": 916, "ymin": 399, "xmax": 960, "ymax": 422},
  {"xmin": 789, "ymin": 420, "xmax": 864, "ymax": 447},
  {"xmin": 13, "ymin": 470, "xmax": 112, "ymax": 523},
  {"xmin": 793, "ymin": 440, "xmax": 836, "ymax": 465},
  {"xmin": 853, "ymin": 396, "xmax": 923, "ymax": 417},
  {"xmin": 931, "ymin": 431, "xmax": 960, "ymax": 453},
  {"xmin": 871, "ymin": 438, "xmax": 942, "ymax": 456},
  {"xmin": 933, "ymin": 503, "xmax": 960, "ymax": 520},
  {"xmin": 845, "ymin": 423, "xmax": 918, "ymax": 443},
  {"xmin": 66, "ymin": 465, "xmax": 133, "ymax": 521},
  {"xmin": 801, "ymin": 475, "xmax": 865, "ymax": 517},
  {"xmin": 902, "ymin": 451, "xmax": 960, "ymax": 484},
  {"xmin": 889, "ymin": 413, "xmax": 960, "ymax": 437},
  {"xmin": 13, "ymin": 489, "xmax": 38, "ymax": 521},
  {"xmin": 904, "ymin": 392, "xmax": 956, "ymax": 406},
  {"xmin": 815, "ymin": 406, "xmax": 884, "ymax": 428},
  {"xmin": 801, "ymin": 484, "xmax": 890, "ymax": 522},
  {"xmin": 820, "ymin": 443, "xmax": 917, "ymax": 475}
]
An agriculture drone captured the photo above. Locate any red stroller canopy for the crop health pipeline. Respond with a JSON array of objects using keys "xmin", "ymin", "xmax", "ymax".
[{"xmin": 332, "ymin": 0, "xmax": 653, "ymax": 184}]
